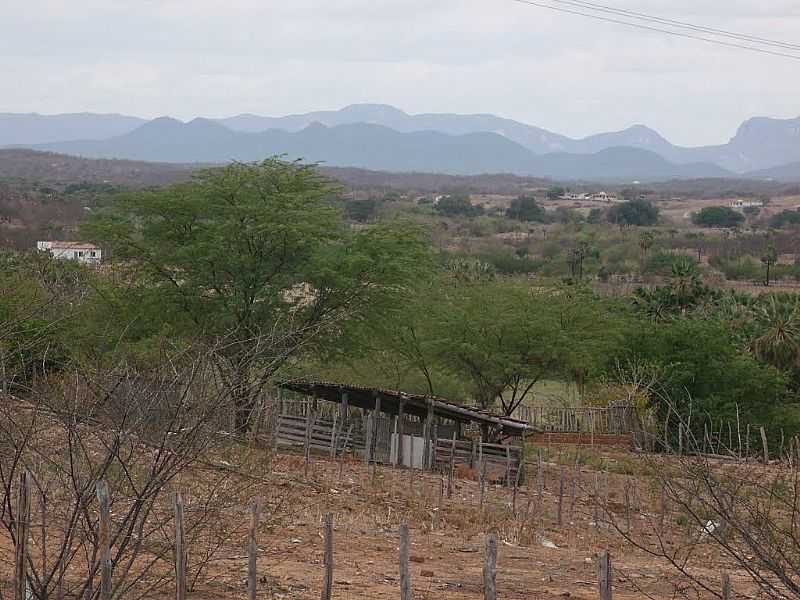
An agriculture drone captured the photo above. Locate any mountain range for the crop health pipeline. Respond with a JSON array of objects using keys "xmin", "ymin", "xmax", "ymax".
[{"xmin": 2, "ymin": 104, "xmax": 799, "ymax": 182}]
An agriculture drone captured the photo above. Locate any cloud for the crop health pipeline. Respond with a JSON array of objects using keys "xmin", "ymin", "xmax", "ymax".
[{"xmin": 0, "ymin": 0, "xmax": 798, "ymax": 145}]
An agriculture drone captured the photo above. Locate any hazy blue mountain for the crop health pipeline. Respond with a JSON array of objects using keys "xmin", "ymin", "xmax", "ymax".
[
  {"xmin": 0, "ymin": 112, "xmax": 145, "ymax": 145},
  {"xmin": 217, "ymin": 105, "xmax": 799, "ymax": 173},
  {"xmin": 574, "ymin": 125, "xmax": 677, "ymax": 157},
  {"xmin": 746, "ymin": 160, "xmax": 800, "ymax": 182},
  {"xmin": 5, "ymin": 105, "xmax": 799, "ymax": 174},
  {"xmin": 32, "ymin": 119, "xmax": 732, "ymax": 181},
  {"xmin": 534, "ymin": 147, "xmax": 732, "ymax": 181},
  {"xmin": 218, "ymin": 103, "xmax": 573, "ymax": 154}
]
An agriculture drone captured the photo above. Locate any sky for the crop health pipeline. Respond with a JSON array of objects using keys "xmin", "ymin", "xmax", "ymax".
[{"xmin": 1, "ymin": 0, "xmax": 799, "ymax": 146}]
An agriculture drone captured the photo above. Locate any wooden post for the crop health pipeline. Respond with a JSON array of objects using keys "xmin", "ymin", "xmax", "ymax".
[
  {"xmin": 557, "ymin": 466, "xmax": 565, "ymax": 526},
  {"xmin": 746, "ymin": 424, "xmax": 751, "ymax": 461},
  {"xmin": 398, "ymin": 400, "xmax": 406, "ymax": 468},
  {"xmin": 304, "ymin": 411, "xmax": 313, "ymax": 477},
  {"xmin": 329, "ymin": 414, "xmax": 338, "ymax": 459},
  {"xmin": 598, "ymin": 551, "xmax": 612, "ymax": 600},
  {"xmin": 392, "ymin": 416, "xmax": 399, "ymax": 467},
  {"xmin": 505, "ymin": 445, "xmax": 511, "ymax": 488},
  {"xmin": 760, "ymin": 427, "xmax": 769, "ymax": 464},
  {"xmin": 570, "ymin": 461, "xmax": 578, "ymax": 520},
  {"xmin": 374, "ymin": 394, "xmax": 382, "ymax": 466},
  {"xmin": 448, "ymin": 432, "xmax": 456, "ymax": 499},
  {"xmin": 678, "ymin": 423, "xmax": 683, "ymax": 456},
  {"xmin": 479, "ymin": 460, "xmax": 486, "ymax": 511},
  {"xmin": 248, "ymin": 499, "xmax": 259, "ymax": 600},
  {"xmin": 340, "ymin": 392, "xmax": 349, "ymax": 427},
  {"xmin": 736, "ymin": 405, "xmax": 742, "ymax": 460},
  {"xmin": 174, "ymin": 492, "xmax": 186, "ymax": 600},
  {"xmin": 399, "ymin": 522, "xmax": 411, "ymax": 600},
  {"xmin": 483, "ymin": 534, "xmax": 497, "ymax": 600},
  {"xmin": 14, "ymin": 471, "xmax": 30, "ymax": 600},
  {"xmin": 425, "ymin": 402, "xmax": 434, "ymax": 471},
  {"xmin": 537, "ymin": 450, "xmax": 544, "ymax": 497},
  {"xmin": 364, "ymin": 413, "xmax": 373, "ymax": 467},
  {"xmin": 96, "ymin": 480, "xmax": 112, "ymax": 600},
  {"xmin": 435, "ymin": 475, "xmax": 444, "ymax": 530},
  {"xmin": 721, "ymin": 572, "xmax": 732, "ymax": 600},
  {"xmin": 321, "ymin": 513, "xmax": 333, "ymax": 600},
  {"xmin": 593, "ymin": 472, "xmax": 600, "ymax": 529}
]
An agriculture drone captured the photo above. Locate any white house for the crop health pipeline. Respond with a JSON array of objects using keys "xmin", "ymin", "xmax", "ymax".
[
  {"xmin": 589, "ymin": 191, "xmax": 619, "ymax": 203},
  {"xmin": 37, "ymin": 241, "xmax": 102, "ymax": 265},
  {"xmin": 730, "ymin": 199, "xmax": 764, "ymax": 209}
]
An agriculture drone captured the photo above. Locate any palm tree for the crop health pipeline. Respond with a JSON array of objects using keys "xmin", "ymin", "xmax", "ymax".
[
  {"xmin": 761, "ymin": 244, "xmax": 778, "ymax": 287},
  {"xmin": 750, "ymin": 294, "xmax": 800, "ymax": 371}
]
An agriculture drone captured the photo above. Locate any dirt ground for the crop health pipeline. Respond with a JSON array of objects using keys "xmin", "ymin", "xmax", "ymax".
[
  {"xmin": 173, "ymin": 450, "xmax": 754, "ymax": 600},
  {"xmin": 0, "ymin": 442, "xmax": 762, "ymax": 600}
]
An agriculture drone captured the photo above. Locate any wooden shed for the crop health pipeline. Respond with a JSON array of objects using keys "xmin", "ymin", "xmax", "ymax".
[{"xmin": 276, "ymin": 380, "xmax": 535, "ymax": 476}]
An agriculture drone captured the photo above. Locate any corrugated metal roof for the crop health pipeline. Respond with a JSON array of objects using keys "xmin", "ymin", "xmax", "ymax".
[{"xmin": 278, "ymin": 379, "xmax": 536, "ymax": 434}]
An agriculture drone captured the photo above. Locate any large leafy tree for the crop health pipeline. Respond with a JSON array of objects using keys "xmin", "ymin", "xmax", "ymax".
[
  {"xmin": 84, "ymin": 159, "xmax": 430, "ymax": 431},
  {"xmin": 429, "ymin": 281, "xmax": 626, "ymax": 416}
]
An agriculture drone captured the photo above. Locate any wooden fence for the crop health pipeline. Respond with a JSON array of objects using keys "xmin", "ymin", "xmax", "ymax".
[
  {"xmin": 7, "ymin": 470, "xmax": 740, "ymax": 600},
  {"xmin": 516, "ymin": 402, "xmax": 636, "ymax": 435}
]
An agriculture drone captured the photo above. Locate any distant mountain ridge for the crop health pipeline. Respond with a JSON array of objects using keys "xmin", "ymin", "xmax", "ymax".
[
  {"xmin": 2, "ymin": 104, "xmax": 799, "ymax": 180},
  {"xmin": 0, "ymin": 112, "xmax": 147, "ymax": 145},
  {"xmin": 26, "ymin": 118, "xmax": 730, "ymax": 182}
]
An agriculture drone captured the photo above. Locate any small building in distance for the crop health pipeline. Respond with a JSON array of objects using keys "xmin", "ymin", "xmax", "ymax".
[
  {"xmin": 37, "ymin": 241, "xmax": 102, "ymax": 265},
  {"xmin": 730, "ymin": 198, "xmax": 764, "ymax": 209}
]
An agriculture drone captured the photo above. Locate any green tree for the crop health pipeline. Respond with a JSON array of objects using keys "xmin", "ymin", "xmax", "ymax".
[
  {"xmin": 608, "ymin": 199, "xmax": 660, "ymax": 227},
  {"xmin": 345, "ymin": 197, "xmax": 379, "ymax": 222},
  {"xmin": 750, "ymin": 294, "xmax": 800, "ymax": 373},
  {"xmin": 430, "ymin": 281, "xmax": 625, "ymax": 417},
  {"xmin": 770, "ymin": 209, "xmax": 800, "ymax": 229},
  {"xmin": 692, "ymin": 206, "xmax": 745, "ymax": 228},
  {"xmin": 761, "ymin": 244, "xmax": 778, "ymax": 287},
  {"xmin": 506, "ymin": 195, "xmax": 546, "ymax": 222},
  {"xmin": 435, "ymin": 194, "xmax": 483, "ymax": 217},
  {"xmin": 546, "ymin": 186, "xmax": 566, "ymax": 200},
  {"xmin": 639, "ymin": 230, "xmax": 655, "ymax": 261},
  {"xmin": 83, "ymin": 159, "xmax": 429, "ymax": 431}
]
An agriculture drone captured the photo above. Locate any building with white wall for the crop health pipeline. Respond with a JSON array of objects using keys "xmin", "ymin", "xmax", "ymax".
[{"xmin": 37, "ymin": 241, "xmax": 102, "ymax": 265}]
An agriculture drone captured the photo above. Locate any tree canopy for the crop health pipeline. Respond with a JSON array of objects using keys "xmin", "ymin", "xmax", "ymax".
[
  {"xmin": 692, "ymin": 206, "xmax": 745, "ymax": 228},
  {"xmin": 83, "ymin": 159, "xmax": 430, "ymax": 430},
  {"xmin": 608, "ymin": 199, "xmax": 660, "ymax": 226}
]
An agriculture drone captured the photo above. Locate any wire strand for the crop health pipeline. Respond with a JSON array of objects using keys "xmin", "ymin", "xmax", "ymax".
[
  {"xmin": 510, "ymin": 0, "xmax": 800, "ymax": 60},
  {"xmin": 550, "ymin": 0, "xmax": 800, "ymax": 51}
]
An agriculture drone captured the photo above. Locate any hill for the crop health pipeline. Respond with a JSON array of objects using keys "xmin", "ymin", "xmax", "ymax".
[
  {"xmin": 29, "ymin": 120, "xmax": 733, "ymax": 181},
  {"xmin": 5, "ymin": 105, "xmax": 800, "ymax": 174},
  {"xmin": 0, "ymin": 112, "xmax": 146, "ymax": 145}
]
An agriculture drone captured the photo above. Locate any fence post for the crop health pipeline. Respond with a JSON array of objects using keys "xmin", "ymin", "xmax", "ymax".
[
  {"xmin": 329, "ymin": 414, "xmax": 338, "ymax": 459},
  {"xmin": 399, "ymin": 522, "xmax": 411, "ymax": 600},
  {"xmin": 249, "ymin": 499, "xmax": 260, "ymax": 600},
  {"xmin": 746, "ymin": 424, "xmax": 751, "ymax": 461},
  {"xmin": 505, "ymin": 445, "xmax": 511, "ymax": 488},
  {"xmin": 537, "ymin": 450, "xmax": 544, "ymax": 497},
  {"xmin": 483, "ymin": 534, "xmax": 497, "ymax": 600},
  {"xmin": 321, "ymin": 513, "xmax": 333, "ymax": 600},
  {"xmin": 448, "ymin": 432, "xmax": 456, "ymax": 498},
  {"xmin": 174, "ymin": 492, "xmax": 186, "ymax": 600},
  {"xmin": 760, "ymin": 427, "xmax": 769, "ymax": 464},
  {"xmin": 721, "ymin": 572, "xmax": 732, "ymax": 600},
  {"xmin": 398, "ymin": 400, "xmax": 406, "ymax": 468},
  {"xmin": 557, "ymin": 466, "xmax": 565, "ymax": 526},
  {"xmin": 598, "ymin": 551, "xmax": 612, "ymax": 600},
  {"xmin": 364, "ymin": 413, "xmax": 374, "ymax": 468},
  {"xmin": 14, "ymin": 471, "xmax": 31, "ymax": 600},
  {"xmin": 96, "ymin": 481, "xmax": 112, "ymax": 600}
]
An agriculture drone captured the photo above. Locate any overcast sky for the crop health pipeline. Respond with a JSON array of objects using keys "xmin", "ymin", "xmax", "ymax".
[{"xmin": 1, "ymin": 0, "xmax": 799, "ymax": 146}]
